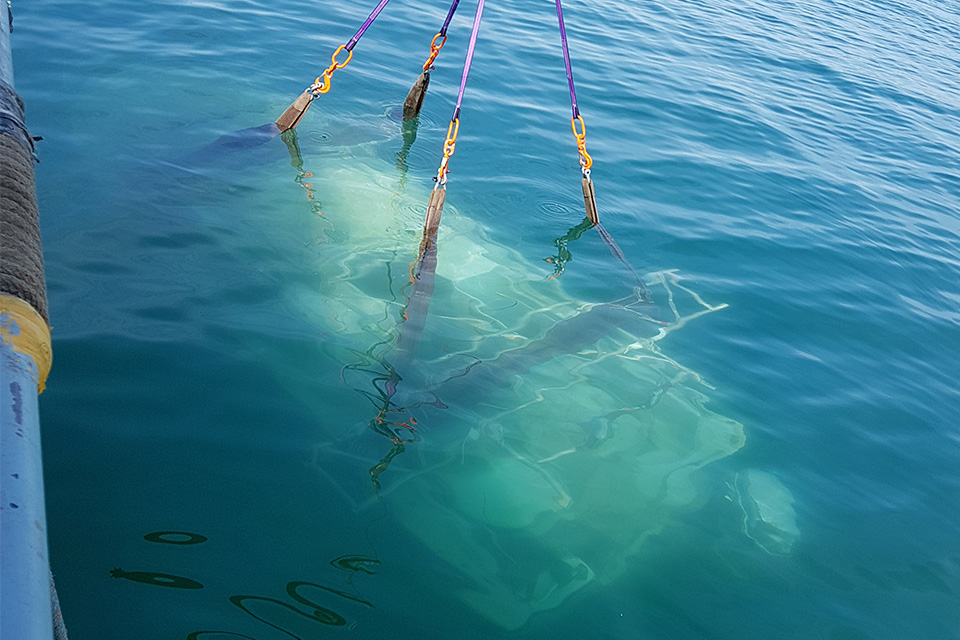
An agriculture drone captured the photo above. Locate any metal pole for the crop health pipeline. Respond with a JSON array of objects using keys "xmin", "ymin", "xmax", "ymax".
[
  {"xmin": 1, "ymin": 1, "xmax": 57, "ymax": 638},
  {"xmin": 0, "ymin": 311, "xmax": 53, "ymax": 640},
  {"xmin": 0, "ymin": 2, "xmax": 12, "ymax": 84}
]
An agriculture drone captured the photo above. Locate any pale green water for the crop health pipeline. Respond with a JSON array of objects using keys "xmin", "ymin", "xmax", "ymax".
[{"xmin": 12, "ymin": 0, "xmax": 960, "ymax": 638}]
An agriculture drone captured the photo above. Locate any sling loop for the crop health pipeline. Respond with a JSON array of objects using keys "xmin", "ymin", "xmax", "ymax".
[
  {"xmin": 433, "ymin": 0, "xmax": 484, "ymax": 189},
  {"xmin": 423, "ymin": 0, "xmax": 461, "ymax": 70}
]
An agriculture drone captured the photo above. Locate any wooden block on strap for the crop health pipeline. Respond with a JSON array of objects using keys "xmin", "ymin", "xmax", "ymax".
[
  {"xmin": 418, "ymin": 188, "xmax": 446, "ymax": 259},
  {"xmin": 275, "ymin": 90, "xmax": 314, "ymax": 133},
  {"xmin": 582, "ymin": 177, "xmax": 599, "ymax": 225},
  {"xmin": 423, "ymin": 187, "xmax": 446, "ymax": 234},
  {"xmin": 403, "ymin": 70, "xmax": 431, "ymax": 121}
]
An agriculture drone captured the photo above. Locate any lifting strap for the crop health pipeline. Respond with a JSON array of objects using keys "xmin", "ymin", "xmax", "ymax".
[
  {"xmin": 276, "ymin": 0, "xmax": 392, "ymax": 132},
  {"xmin": 554, "ymin": 0, "xmax": 598, "ymax": 224},
  {"xmin": 420, "ymin": 0, "xmax": 484, "ymax": 239}
]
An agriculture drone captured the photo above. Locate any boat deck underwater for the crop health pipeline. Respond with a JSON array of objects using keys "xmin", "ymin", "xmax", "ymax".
[
  {"xmin": 178, "ymin": 135, "xmax": 777, "ymax": 630},
  {"xmin": 14, "ymin": 0, "xmax": 960, "ymax": 638}
]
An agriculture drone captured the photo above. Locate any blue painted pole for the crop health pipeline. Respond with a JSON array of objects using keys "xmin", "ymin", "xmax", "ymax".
[
  {"xmin": 1, "ymin": 1, "xmax": 59, "ymax": 637},
  {"xmin": 0, "ymin": 317, "xmax": 53, "ymax": 640}
]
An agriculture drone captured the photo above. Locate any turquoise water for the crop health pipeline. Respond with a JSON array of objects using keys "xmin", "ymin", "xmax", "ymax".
[{"xmin": 13, "ymin": 0, "xmax": 960, "ymax": 637}]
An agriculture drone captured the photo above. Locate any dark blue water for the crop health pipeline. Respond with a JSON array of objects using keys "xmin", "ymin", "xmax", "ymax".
[{"xmin": 13, "ymin": 0, "xmax": 960, "ymax": 638}]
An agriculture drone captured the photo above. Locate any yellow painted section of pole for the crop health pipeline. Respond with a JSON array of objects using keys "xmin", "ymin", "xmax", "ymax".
[{"xmin": 0, "ymin": 294, "xmax": 52, "ymax": 392}]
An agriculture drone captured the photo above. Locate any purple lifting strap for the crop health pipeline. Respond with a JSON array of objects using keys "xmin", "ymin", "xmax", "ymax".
[
  {"xmin": 346, "ymin": 0, "xmax": 393, "ymax": 51},
  {"xmin": 555, "ymin": 0, "xmax": 580, "ymax": 119},
  {"xmin": 440, "ymin": 0, "xmax": 461, "ymax": 37},
  {"xmin": 452, "ymin": 0, "xmax": 485, "ymax": 122}
]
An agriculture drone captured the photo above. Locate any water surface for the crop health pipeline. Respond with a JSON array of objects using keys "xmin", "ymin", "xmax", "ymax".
[{"xmin": 13, "ymin": 0, "xmax": 960, "ymax": 638}]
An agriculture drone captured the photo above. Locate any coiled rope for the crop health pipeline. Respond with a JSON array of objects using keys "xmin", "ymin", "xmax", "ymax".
[{"xmin": 0, "ymin": 81, "xmax": 47, "ymax": 323}]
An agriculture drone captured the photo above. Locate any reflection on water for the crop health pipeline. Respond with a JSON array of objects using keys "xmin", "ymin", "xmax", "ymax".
[
  {"xmin": 330, "ymin": 554, "xmax": 381, "ymax": 575},
  {"xmin": 110, "ymin": 567, "xmax": 204, "ymax": 590},
  {"xmin": 282, "ymin": 129, "xmax": 324, "ymax": 217},
  {"xmin": 115, "ymin": 530, "xmax": 379, "ymax": 638},
  {"xmin": 543, "ymin": 217, "xmax": 595, "ymax": 279},
  {"xmin": 143, "ymin": 530, "xmax": 209, "ymax": 545},
  {"xmin": 111, "ymin": 531, "xmax": 209, "ymax": 589}
]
